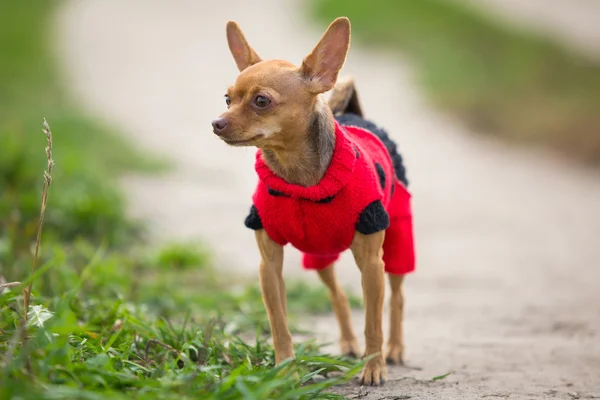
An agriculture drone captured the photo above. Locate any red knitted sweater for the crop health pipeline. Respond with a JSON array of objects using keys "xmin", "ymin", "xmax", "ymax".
[{"xmin": 245, "ymin": 120, "xmax": 415, "ymax": 275}]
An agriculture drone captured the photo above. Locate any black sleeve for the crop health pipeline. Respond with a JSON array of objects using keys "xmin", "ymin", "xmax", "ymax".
[
  {"xmin": 355, "ymin": 200, "xmax": 390, "ymax": 235},
  {"xmin": 244, "ymin": 205, "xmax": 263, "ymax": 230}
]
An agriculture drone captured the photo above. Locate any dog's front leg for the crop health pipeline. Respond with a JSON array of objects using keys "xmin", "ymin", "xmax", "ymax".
[
  {"xmin": 351, "ymin": 231, "xmax": 387, "ymax": 386},
  {"xmin": 255, "ymin": 229, "xmax": 294, "ymax": 364}
]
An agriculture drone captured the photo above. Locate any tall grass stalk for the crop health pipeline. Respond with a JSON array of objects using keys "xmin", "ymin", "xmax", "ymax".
[{"xmin": 22, "ymin": 118, "xmax": 54, "ymax": 322}]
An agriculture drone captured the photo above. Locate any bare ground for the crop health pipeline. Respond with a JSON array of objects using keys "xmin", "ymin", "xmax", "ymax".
[{"xmin": 55, "ymin": 0, "xmax": 600, "ymax": 398}]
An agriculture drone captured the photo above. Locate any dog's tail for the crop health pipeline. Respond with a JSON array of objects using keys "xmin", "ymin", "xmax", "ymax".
[{"xmin": 328, "ymin": 76, "xmax": 364, "ymax": 117}]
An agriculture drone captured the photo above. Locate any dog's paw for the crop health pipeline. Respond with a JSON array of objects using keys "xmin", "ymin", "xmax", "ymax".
[
  {"xmin": 341, "ymin": 338, "xmax": 361, "ymax": 358},
  {"xmin": 359, "ymin": 355, "xmax": 387, "ymax": 386},
  {"xmin": 385, "ymin": 343, "xmax": 404, "ymax": 365},
  {"xmin": 275, "ymin": 354, "xmax": 298, "ymax": 380}
]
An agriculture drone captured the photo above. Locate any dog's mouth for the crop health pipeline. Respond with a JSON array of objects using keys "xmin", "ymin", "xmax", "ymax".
[{"xmin": 222, "ymin": 134, "xmax": 264, "ymax": 146}]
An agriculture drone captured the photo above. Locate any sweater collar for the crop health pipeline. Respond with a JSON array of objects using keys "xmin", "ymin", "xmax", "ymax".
[{"xmin": 255, "ymin": 121, "xmax": 357, "ymax": 201}]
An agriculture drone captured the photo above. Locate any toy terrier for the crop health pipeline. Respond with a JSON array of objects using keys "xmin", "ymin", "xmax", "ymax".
[{"xmin": 212, "ymin": 17, "xmax": 415, "ymax": 386}]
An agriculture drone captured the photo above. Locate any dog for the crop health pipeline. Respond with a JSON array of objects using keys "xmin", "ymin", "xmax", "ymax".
[{"xmin": 212, "ymin": 17, "xmax": 415, "ymax": 386}]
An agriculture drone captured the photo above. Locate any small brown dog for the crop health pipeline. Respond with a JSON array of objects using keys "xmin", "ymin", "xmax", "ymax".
[{"xmin": 212, "ymin": 17, "xmax": 415, "ymax": 386}]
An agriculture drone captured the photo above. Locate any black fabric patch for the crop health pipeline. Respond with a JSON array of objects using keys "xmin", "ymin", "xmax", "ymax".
[
  {"xmin": 355, "ymin": 200, "xmax": 390, "ymax": 235},
  {"xmin": 268, "ymin": 186, "xmax": 333, "ymax": 204},
  {"xmin": 375, "ymin": 162, "xmax": 386, "ymax": 190},
  {"xmin": 315, "ymin": 195, "xmax": 335, "ymax": 204},
  {"xmin": 335, "ymin": 113, "xmax": 409, "ymax": 187},
  {"xmin": 244, "ymin": 205, "xmax": 263, "ymax": 230},
  {"xmin": 268, "ymin": 186, "xmax": 334, "ymax": 204},
  {"xmin": 267, "ymin": 187, "xmax": 289, "ymax": 197}
]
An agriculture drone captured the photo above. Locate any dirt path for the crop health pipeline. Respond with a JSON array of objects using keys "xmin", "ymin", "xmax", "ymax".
[{"xmin": 56, "ymin": 1, "xmax": 600, "ymax": 398}]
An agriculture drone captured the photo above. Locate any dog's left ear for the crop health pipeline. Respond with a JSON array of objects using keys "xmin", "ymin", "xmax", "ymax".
[
  {"xmin": 300, "ymin": 17, "xmax": 351, "ymax": 94},
  {"xmin": 226, "ymin": 21, "xmax": 262, "ymax": 72}
]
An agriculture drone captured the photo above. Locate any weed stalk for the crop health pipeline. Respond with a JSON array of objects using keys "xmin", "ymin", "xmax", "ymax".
[{"xmin": 23, "ymin": 118, "xmax": 54, "ymax": 322}]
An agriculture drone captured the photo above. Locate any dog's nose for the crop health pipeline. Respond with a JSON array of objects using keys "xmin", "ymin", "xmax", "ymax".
[{"xmin": 212, "ymin": 118, "xmax": 228, "ymax": 135}]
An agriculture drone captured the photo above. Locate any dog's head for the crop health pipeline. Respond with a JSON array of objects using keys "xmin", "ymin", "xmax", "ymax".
[{"xmin": 212, "ymin": 17, "xmax": 351, "ymax": 149}]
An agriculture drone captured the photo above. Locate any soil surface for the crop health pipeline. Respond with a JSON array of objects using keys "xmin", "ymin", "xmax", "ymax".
[{"xmin": 56, "ymin": 0, "xmax": 600, "ymax": 398}]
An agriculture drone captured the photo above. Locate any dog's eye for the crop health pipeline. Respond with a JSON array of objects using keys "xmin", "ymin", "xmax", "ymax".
[
  {"xmin": 254, "ymin": 95, "xmax": 271, "ymax": 108},
  {"xmin": 224, "ymin": 94, "xmax": 231, "ymax": 107}
]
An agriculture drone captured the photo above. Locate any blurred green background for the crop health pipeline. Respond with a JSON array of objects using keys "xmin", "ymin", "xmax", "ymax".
[{"xmin": 312, "ymin": 0, "xmax": 600, "ymax": 163}]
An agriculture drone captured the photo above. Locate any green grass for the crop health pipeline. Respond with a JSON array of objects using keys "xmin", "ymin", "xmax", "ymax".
[
  {"xmin": 1, "ymin": 243, "xmax": 361, "ymax": 399},
  {"xmin": 0, "ymin": 1, "xmax": 363, "ymax": 398},
  {"xmin": 311, "ymin": 0, "xmax": 600, "ymax": 164}
]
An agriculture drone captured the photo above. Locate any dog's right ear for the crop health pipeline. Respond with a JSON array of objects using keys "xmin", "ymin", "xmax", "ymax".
[{"xmin": 226, "ymin": 21, "xmax": 262, "ymax": 72}]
